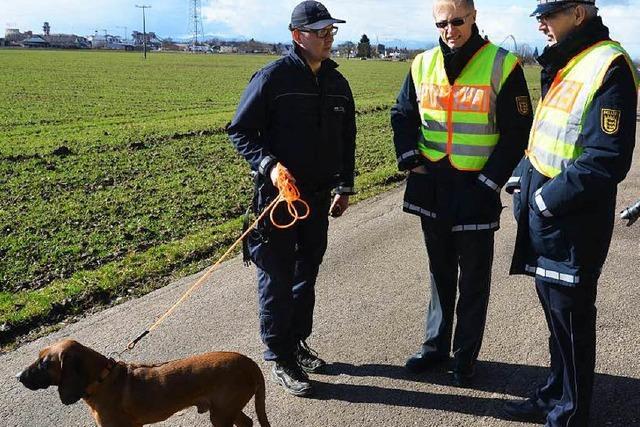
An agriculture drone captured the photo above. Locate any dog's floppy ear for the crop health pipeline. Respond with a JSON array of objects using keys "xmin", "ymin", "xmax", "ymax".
[{"xmin": 58, "ymin": 349, "xmax": 88, "ymax": 405}]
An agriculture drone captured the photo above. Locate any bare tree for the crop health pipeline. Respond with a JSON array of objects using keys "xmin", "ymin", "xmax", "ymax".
[
  {"xmin": 515, "ymin": 43, "xmax": 537, "ymax": 65},
  {"xmin": 337, "ymin": 41, "xmax": 355, "ymax": 59}
]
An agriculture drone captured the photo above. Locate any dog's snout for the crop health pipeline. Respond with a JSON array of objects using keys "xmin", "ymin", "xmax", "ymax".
[{"xmin": 16, "ymin": 366, "xmax": 50, "ymax": 390}]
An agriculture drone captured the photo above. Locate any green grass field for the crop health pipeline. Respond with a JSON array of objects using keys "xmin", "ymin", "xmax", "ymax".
[{"xmin": 0, "ymin": 49, "xmax": 539, "ymax": 346}]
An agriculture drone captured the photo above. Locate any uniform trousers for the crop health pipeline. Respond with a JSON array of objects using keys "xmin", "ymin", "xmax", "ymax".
[
  {"xmin": 249, "ymin": 190, "xmax": 331, "ymax": 362},
  {"xmin": 535, "ymin": 277, "xmax": 597, "ymax": 427},
  {"xmin": 419, "ymin": 217, "xmax": 495, "ymax": 371}
]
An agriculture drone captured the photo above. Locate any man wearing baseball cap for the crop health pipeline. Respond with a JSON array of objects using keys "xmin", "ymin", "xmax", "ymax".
[
  {"xmin": 504, "ymin": 1, "xmax": 639, "ymax": 424},
  {"xmin": 228, "ymin": 1, "xmax": 355, "ymax": 397}
]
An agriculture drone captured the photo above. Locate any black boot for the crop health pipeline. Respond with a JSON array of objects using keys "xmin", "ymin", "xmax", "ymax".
[
  {"xmin": 451, "ymin": 365, "xmax": 475, "ymax": 388},
  {"xmin": 502, "ymin": 397, "xmax": 548, "ymax": 424},
  {"xmin": 404, "ymin": 351, "xmax": 449, "ymax": 374}
]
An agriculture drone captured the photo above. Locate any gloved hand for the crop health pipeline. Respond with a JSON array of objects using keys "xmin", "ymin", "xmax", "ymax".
[
  {"xmin": 620, "ymin": 200, "xmax": 640, "ymax": 226},
  {"xmin": 270, "ymin": 162, "xmax": 295, "ymax": 187}
]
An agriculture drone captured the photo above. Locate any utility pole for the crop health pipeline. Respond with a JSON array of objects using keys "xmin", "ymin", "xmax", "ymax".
[{"xmin": 135, "ymin": 4, "xmax": 151, "ymax": 59}]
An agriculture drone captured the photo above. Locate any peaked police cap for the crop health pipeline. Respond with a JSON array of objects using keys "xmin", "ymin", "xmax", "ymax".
[{"xmin": 531, "ymin": 0, "xmax": 596, "ymax": 17}]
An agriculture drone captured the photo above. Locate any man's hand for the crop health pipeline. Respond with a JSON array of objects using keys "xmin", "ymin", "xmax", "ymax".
[
  {"xmin": 621, "ymin": 200, "xmax": 640, "ymax": 227},
  {"xmin": 410, "ymin": 165, "xmax": 428, "ymax": 174},
  {"xmin": 270, "ymin": 163, "xmax": 295, "ymax": 187},
  {"xmin": 329, "ymin": 194, "xmax": 349, "ymax": 217}
]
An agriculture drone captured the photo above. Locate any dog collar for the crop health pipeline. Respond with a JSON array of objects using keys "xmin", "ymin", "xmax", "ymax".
[{"xmin": 84, "ymin": 358, "xmax": 116, "ymax": 398}]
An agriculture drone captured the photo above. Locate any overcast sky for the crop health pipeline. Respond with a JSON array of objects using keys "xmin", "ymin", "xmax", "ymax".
[{"xmin": 2, "ymin": 0, "xmax": 639, "ymax": 56}]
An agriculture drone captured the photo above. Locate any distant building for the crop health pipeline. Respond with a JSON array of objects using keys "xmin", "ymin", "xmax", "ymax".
[
  {"xmin": 88, "ymin": 34, "xmax": 132, "ymax": 50},
  {"xmin": 387, "ymin": 51, "xmax": 409, "ymax": 61},
  {"xmin": 219, "ymin": 45, "xmax": 237, "ymax": 54},
  {"xmin": 187, "ymin": 45, "xmax": 210, "ymax": 53},
  {"xmin": 131, "ymin": 31, "xmax": 162, "ymax": 49},
  {"xmin": 21, "ymin": 36, "xmax": 49, "ymax": 48},
  {"xmin": 45, "ymin": 34, "xmax": 90, "ymax": 49},
  {"xmin": 5, "ymin": 28, "xmax": 32, "ymax": 44},
  {"xmin": 3, "ymin": 26, "xmax": 89, "ymax": 49}
]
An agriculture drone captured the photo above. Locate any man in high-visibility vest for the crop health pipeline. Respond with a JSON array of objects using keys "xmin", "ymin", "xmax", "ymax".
[
  {"xmin": 503, "ymin": 1, "xmax": 638, "ymax": 425},
  {"xmin": 391, "ymin": 0, "xmax": 533, "ymax": 387}
]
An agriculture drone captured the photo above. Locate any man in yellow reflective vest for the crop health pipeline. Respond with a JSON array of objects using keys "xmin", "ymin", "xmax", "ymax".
[
  {"xmin": 391, "ymin": 0, "xmax": 533, "ymax": 387},
  {"xmin": 504, "ymin": 1, "xmax": 638, "ymax": 425}
]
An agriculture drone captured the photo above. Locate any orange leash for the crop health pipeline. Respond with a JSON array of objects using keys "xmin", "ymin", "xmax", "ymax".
[
  {"xmin": 270, "ymin": 166, "xmax": 310, "ymax": 228},
  {"xmin": 124, "ymin": 166, "xmax": 310, "ymax": 352}
]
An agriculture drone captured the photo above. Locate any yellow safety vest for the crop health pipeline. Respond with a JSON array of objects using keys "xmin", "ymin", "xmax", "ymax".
[
  {"xmin": 411, "ymin": 43, "xmax": 519, "ymax": 171},
  {"xmin": 528, "ymin": 40, "xmax": 640, "ymax": 178}
]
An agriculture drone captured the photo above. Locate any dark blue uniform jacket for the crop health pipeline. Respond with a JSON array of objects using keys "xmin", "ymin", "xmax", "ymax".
[
  {"xmin": 391, "ymin": 27, "xmax": 533, "ymax": 229},
  {"xmin": 227, "ymin": 45, "xmax": 356, "ymax": 195},
  {"xmin": 508, "ymin": 17, "xmax": 638, "ymax": 286}
]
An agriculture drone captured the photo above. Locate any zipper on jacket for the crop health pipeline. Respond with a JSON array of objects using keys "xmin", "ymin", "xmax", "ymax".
[
  {"xmin": 447, "ymin": 87, "xmax": 454, "ymax": 155},
  {"xmin": 313, "ymin": 71, "xmax": 323, "ymax": 170},
  {"xmin": 316, "ymin": 75, "xmax": 323, "ymax": 127}
]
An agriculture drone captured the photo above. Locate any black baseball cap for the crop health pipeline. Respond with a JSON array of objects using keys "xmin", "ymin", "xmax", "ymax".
[
  {"xmin": 289, "ymin": 1, "xmax": 346, "ymax": 31},
  {"xmin": 531, "ymin": 0, "xmax": 596, "ymax": 17}
]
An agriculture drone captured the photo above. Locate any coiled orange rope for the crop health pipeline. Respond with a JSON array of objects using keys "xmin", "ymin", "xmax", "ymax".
[
  {"xmin": 270, "ymin": 165, "xmax": 310, "ymax": 228},
  {"xmin": 124, "ymin": 163, "xmax": 310, "ymax": 352}
]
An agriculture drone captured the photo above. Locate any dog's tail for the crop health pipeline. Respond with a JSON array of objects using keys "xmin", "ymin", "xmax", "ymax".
[{"xmin": 255, "ymin": 367, "xmax": 270, "ymax": 427}]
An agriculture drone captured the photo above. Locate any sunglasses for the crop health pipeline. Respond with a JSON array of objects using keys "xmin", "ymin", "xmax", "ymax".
[
  {"xmin": 536, "ymin": 4, "xmax": 576, "ymax": 23},
  {"xmin": 435, "ymin": 12, "xmax": 473, "ymax": 29},
  {"xmin": 298, "ymin": 26, "xmax": 339, "ymax": 38}
]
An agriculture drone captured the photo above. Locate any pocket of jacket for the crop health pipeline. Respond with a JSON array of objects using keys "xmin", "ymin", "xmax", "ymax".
[
  {"xmin": 456, "ymin": 184, "xmax": 501, "ymax": 224},
  {"xmin": 512, "ymin": 190, "xmax": 522, "ymax": 221},
  {"xmin": 528, "ymin": 209, "xmax": 570, "ymax": 262},
  {"xmin": 403, "ymin": 171, "xmax": 437, "ymax": 218},
  {"xmin": 326, "ymin": 97, "xmax": 346, "ymax": 122},
  {"xmin": 479, "ymin": 187, "xmax": 501, "ymax": 219}
]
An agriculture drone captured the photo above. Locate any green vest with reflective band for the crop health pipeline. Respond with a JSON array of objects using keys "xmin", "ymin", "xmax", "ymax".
[
  {"xmin": 528, "ymin": 40, "xmax": 640, "ymax": 178},
  {"xmin": 411, "ymin": 43, "xmax": 519, "ymax": 171}
]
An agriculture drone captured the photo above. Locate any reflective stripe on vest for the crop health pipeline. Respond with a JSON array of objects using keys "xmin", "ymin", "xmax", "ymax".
[
  {"xmin": 528, "ymin": 40, "xmax": 640, "ymax": 178},
  {"xmin": 411, "ymin": 43, "xmax": 519, "ymax": 171}
]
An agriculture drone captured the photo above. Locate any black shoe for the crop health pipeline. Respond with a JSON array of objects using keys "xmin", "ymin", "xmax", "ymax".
[
  {"xmin": 502, "ymin": 398, "xmax": 548, "ymax": 424},
  {"xmin": 451, "ymin": 366, "xmax": 475, "ymax": 387},
  {"xmin": 296, "ymin": 340, "xmax": 326, "ymax": 373},
  {"xmin": 404, "ymin": 351, "xmax": 449, "ymax": 374},
  {"xmin": 271, "ymin": 360, "xmax": 312, "ymax": 397}
]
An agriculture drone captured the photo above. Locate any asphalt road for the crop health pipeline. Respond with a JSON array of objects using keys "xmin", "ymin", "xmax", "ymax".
[{"xmin": 1, "ymin": 129, "xmax": 639, "ymax": 426}]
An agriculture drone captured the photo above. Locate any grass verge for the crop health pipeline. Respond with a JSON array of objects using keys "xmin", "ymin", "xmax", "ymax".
[{"xmin": 0, "ymin": 109, "xmax": 403, "ymax": 350}]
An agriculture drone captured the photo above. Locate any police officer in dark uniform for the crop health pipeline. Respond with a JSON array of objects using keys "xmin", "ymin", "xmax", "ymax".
[
  {"xmin": 504, "ymin": 1, "xmax": 638, "ymax": 425},
  {"xmin": 227, "ymin": 1, "xmax": 356, "ymax": 397},
  {"xmin": 391, "ymin": 0, "xmax": 533, "ymax": 387}
]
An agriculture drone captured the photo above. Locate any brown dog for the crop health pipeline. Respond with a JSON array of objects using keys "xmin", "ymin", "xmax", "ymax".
[{"xmin": 17, "ymin": 339, "xmax": 270, "ymax": 427}]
